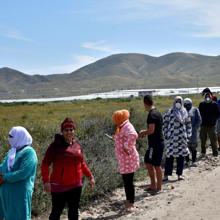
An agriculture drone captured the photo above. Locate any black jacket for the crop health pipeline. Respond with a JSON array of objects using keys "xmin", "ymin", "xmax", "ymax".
[{"xmin": 199, "ymin": 101, "xmax": 220, "ymax": 127}]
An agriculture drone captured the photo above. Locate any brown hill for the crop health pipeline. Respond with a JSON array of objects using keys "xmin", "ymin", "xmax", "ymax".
[{"xmin": 0, "ymin": 52, "xmax": 219, "ymax": 99}]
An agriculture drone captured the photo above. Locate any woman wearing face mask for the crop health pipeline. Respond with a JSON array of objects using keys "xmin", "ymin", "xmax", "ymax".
[
  {"xmin": 41, "ymin": 118, "xmax": 94, "ymax": 220},
  {"xmin": 163, "ymin": 96, "xmax": 192, "ymax": 181},
  {"xmin": 0, "ymin": 126, "xmax": 38, "ymax": 220}
]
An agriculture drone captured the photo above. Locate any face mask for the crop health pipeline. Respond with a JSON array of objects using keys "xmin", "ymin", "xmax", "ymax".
[
  {"xmin": 184, "ymin": 103, "xmax": 192, "ymax": 111},
  {"xmin": 205, "ymin": 97, "xmax": 211, "ymax": 103},
  {"xmin": 175, "ymin": 102, "xmax": 182, "ymax": 109}
]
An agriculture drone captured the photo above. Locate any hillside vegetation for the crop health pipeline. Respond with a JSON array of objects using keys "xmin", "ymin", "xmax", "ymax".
[{"xmin": 0, "ymin": 95, "xmax": 205, "ymax": 216}]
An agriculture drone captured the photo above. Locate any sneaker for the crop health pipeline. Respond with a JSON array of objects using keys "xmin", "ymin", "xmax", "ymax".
[
  {"xmin": 190, "ymin": 162, "xmax": 198, "ymax": 167},
  {"xmin": 178, "ymin": 175, "xmax": 185, "ymax": 181}
]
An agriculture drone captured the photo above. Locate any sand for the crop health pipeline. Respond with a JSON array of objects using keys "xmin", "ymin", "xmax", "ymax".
[
  {"xmin": 80, "ymin": 152, "xmax": 220, "ymax": 220},
  {"xmin": 34, "ymin": 150, "xmax": 220, "ymax": 220}
]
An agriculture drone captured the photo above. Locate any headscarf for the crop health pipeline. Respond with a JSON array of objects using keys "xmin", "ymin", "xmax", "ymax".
[
  {"xmin": 60, "ymin": 117, "xmax": 76, "ymax": 132},
  {"xmin": 183, "ymin": 98, "xmax": 192, "ymax": 111},
  {"xmin": 112, "ymin": 110, "xmax": 130, "ymax": 134},
  {"xmin": 7, "ymin": 126, "xmax": 32, "ymax": 171},
  {"xmin": 172, "ymin": 96, "xmax": 188, "ymax": 124}
]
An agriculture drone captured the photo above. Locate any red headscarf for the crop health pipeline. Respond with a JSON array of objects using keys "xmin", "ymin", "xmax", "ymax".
[{"xmin": 60, "ymin": 118, "xmax": 76, "ymax": 131}]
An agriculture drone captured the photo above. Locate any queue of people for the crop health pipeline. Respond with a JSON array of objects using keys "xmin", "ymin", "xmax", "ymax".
[{"xmin": 0, "ymin": 87, "xmax": 220, "ymax": 220}]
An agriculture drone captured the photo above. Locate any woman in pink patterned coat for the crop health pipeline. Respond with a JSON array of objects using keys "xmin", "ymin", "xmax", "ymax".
[{"xmin": 112, "ymin": 109, "xmax": 140, "ymax": 210}]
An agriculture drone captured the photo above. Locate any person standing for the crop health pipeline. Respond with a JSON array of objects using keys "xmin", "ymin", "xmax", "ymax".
[
  {"xmin": 217, "ymin": 98, "xmax": 220, "ymax": 150},
  {"xmin": 112, "ymin": 110, "xmax": 139, "ymax": 211},
  {"xmin": 184, "ymin": 98, "xmax": 202, "ymax": 165},
  {"xmin": 163, "ymin": 96, "xmax": 192, "ymax": 181},
  {"xmin": 0, "ymin": 126, "xmax": 38, "ymax": 220},
  {"xmin": 199, "ymin": 92, "xmax": 220, "ymax": 157},
  {"xmin": 41, "ymin": 118, "xmax": 95, "ymax": 220},
  {"xmin": 139, "ymin": 95, "xmax": 164, "ymax": 192}
]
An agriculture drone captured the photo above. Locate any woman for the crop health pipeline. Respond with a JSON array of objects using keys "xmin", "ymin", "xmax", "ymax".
[
  {"xmin": 112, "ymin": 110, "xmax": 139, "ymax": 211},
  {"xmin": 163, "ymin": 96, "xmax": 192, "ymax": 181},
  {"xmin": 41, "ymin": 117, "xmax": 95, "ymax": 220},
  {"xmin": 0, "ymin": 126, "xmax": 38, "ymax": 220},
  {"xmin": 183, "ymin": 98, "xmax": 202, "ymax": 165}
]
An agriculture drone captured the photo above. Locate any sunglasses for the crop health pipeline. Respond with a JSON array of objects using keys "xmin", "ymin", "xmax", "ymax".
[{"xmin": 63, "ymin": 128, "xmax": 74, "ymax": 132}]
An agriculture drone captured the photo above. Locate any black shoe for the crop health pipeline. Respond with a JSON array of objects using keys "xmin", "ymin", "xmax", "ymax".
[
  {"xmin": 163, "ymin": 176, "xmax": 168, "ymax": 182},
  {"xmin": 213, "ymin": 152, "xmax": 218, "ymax": 157}
]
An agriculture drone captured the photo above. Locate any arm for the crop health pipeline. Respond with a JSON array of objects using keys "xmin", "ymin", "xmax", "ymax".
[
  {"xmin": 3, "ymin": 148, "xmax": 37, "ymax": 183},
  {"xmin": 162, "ymin": 112, "xmax": 169, "ymax": 140},
  {"xmin": 186, "ymin": 116, "xmax": 192, "ymax": 140},
  {"xmin": 0, "ymin": 156, "xmax": 7, "ymax": 173},
  {"xmin": 139, "ymin": 124, "xmax": 155, "ymax": 137},
  {"xmin": 123, "ymin": 124, "xmax": 138, "ymax": 154},
  {"xmin": 81, "ymin": 157, "xmax": 94, "ymax": 189},
  {"xmin": 41, "ymin": 145, "xmax": 54, "ymax": 184},
  {"xmin": 214, "ymin": 103, "xmax": 220, "ymax": 119},
  {"xmin": 195, "ymin": 108, "xmax": 202, "ymax": 128},
  {"xmin": 198, "ymin": 102, "xmax": 204, "ymax": 119}
]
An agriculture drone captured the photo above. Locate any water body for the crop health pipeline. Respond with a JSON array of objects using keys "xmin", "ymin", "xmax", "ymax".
[{"xmin": 0, "ymin": 87, "xmax": 220, "ymax": 103}]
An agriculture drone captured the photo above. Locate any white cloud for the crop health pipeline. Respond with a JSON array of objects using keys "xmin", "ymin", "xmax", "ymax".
[
  {"xmin": 3, "ymin": 29, "xmax": 34, "ymax": 42},
  {"xmin": 26, "ymin": 55, "xmax": 99, "ymax": 75},
  {"xmin": 82, "ymin": 41, "xmax": 120, "ymax": 53},
  {"xmin": 191, "ymin": 4, "xmax": 220, "ymax": 38},
  {"xmin": 137, "ymin": 0, "xmax": 220, "ymax": 38},
  {"xmin": 98, "ymin": 0, "xmax": 220, "ymax": 38}
]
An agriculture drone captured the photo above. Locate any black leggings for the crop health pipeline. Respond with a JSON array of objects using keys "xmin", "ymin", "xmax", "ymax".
[
  {"xmin": 122, "ymin": 173, "xmax": 134, "ymax": 204},
  {"xmin": 49, "ymin": 187, "xmax": 82, "ymax": 220},
  {"xmin": 164, "ymin": 156, "xmax": 184, "ymax": 176}
]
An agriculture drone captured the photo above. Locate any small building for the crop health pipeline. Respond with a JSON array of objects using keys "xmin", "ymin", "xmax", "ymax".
[{"xmin": 138, "ymin": 90, "xmax": 154, "ymax": 97}]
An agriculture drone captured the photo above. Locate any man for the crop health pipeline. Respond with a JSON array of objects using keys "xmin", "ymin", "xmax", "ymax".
[
  {"xmin": 217, "ymin": 99, "xmax": 220, "ymax": 150},
  {"xmin": 139, "ymin": 95, "xmax": 164, "ymax": 192},
  {"xmin": 199, "ymin": 92, "xmax": 220, "ymax": 157},
  {"xmin": 184, "ymin": 98, "xmax": 202, "ymax": 165},
  {"xmin": 201, "ymin": 87, "xmax": 212, "ymax": 97}
]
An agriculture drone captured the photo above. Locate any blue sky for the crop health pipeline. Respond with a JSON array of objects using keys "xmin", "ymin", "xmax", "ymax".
[{"xmin": 0, "ymin": 0, "xmax": 220, "ymax": 75}]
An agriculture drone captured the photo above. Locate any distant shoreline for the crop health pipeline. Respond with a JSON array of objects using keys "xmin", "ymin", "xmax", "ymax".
[{"xmin": 1, "ymin": 87, "xmax": 220, "ymax": 103}]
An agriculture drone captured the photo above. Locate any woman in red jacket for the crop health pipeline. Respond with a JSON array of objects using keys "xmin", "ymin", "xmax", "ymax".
[{"xmin": 41, "ymin": 118, "xmax": 95, "ymax": 220}]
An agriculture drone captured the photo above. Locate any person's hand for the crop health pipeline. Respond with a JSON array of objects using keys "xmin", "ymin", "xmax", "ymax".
[
  {"xmin": 138, "ymin": 130, "xmax": 147, "ymax": 138},
  {"xmin": 43, "ymin": 182, "xmax": 51, "ymax": 193},
  {"xmin": 89, "ymin": 176, "xmax": 95, "ymax": 190}
]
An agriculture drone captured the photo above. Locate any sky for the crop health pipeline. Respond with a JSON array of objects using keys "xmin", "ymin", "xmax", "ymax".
[{"xmin": 0, "ymin": 0, "xmax": 220, "ymax": 75}]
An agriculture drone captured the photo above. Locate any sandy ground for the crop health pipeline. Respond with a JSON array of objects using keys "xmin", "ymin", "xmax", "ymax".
[{"xmin": 34, "ymin": 150, "xmax": 220, "ymax": 220}]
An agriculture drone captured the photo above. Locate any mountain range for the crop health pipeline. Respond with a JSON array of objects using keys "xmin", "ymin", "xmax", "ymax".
[{"xmin": 0, "ymin": 52, "xmax": 220, "ymax": 99}]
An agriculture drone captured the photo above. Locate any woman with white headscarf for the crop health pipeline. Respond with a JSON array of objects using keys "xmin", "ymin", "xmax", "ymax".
[
  {"xmin": 163, "ymin": 96, "xmax": 192, "ymax": 181},
  {"xmin": 0, "ymin": 126, "xmax": 38, "ymax": 220}
]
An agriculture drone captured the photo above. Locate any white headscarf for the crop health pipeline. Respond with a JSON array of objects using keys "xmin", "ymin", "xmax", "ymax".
[
  {"xmin": 7, "ymin": 126, "xmax": 32, "ymax": 171},
  {"xmin": 172, "ymin": 96, "xmax": 188, "ymax": 124}
]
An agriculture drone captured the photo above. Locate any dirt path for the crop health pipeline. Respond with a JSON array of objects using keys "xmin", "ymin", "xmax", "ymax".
[
  {"xmin": 34, "ymin": 151, "xmax": 220, "ymax": 220},
  {"xmin": 81, "ymin": 153, "xmax": 220, "ymax": 220}
]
